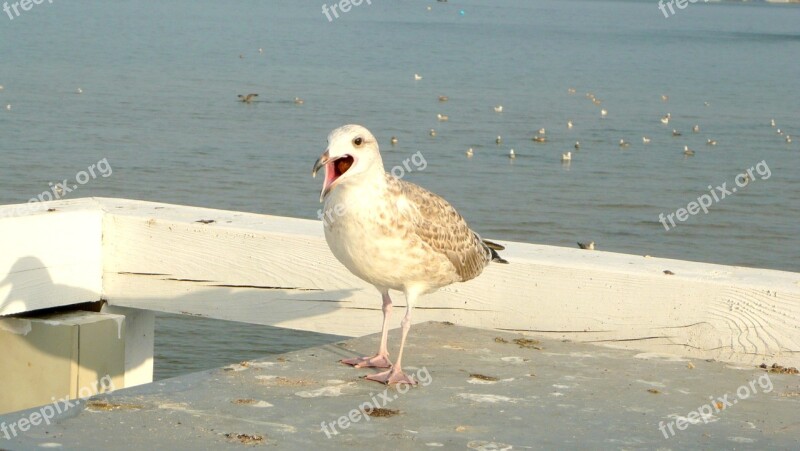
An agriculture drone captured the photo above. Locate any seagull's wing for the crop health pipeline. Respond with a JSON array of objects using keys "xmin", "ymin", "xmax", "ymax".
[{"xmin": 388, "ymin": 175, "xmax": 505, "ymax": 282}]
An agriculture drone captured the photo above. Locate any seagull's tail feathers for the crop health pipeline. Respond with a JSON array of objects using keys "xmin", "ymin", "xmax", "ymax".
[
  {"xmin": 483, "ymin": 240, "xmax": 504, "ymax": 251},
  {"xmin": 482, "ymin": 239, "xmax": 508, "ymax": 264}
]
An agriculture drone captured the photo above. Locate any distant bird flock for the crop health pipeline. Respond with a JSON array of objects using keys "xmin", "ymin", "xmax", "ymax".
[
  {"xmin": 386, "ymin": 78, "xmax": 796, "ymax": 164},
  {"xmin": 1, "ymin": 57, "xmax": 793, "ymax": 170}
]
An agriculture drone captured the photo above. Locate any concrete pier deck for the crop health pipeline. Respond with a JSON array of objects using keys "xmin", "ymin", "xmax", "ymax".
[{"xmin": 1, "ymin": 322, "xmax": 798, "ymax": 450}]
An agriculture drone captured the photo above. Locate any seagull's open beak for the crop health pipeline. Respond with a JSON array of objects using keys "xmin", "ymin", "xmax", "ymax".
[
  {"xmin": 312, "ymin": 150, "xmax": 330, "ymax": 179},
  {"xmin": 312, "ymin": 149, "xmax": 356, "ymax": 203},
  {"xmin": 312, "ymin": 149, "xmax": 335, "ymax": 202}
]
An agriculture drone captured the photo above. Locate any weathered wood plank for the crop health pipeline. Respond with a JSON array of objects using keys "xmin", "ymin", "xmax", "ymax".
[
  {"xmin": 93, "ymin": 198, "xmax": 800, "ymax": 368},
  {"xmin": 1, "ymin": 197, "xmax": 799, "ymax": 368},
  {"xmin": 0, "ymin": 200, "xmax": 103, "ymax": 315}
]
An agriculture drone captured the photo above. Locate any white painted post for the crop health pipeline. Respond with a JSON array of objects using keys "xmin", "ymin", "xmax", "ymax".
[{"xmin": 101, "ymin": 305, "xmax": 154, "ymax": 388}]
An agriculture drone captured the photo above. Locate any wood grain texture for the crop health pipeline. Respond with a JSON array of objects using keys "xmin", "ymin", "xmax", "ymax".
[
  {"xmin": 0, "ymin": 200, "xmax": 103, "ymax": 315},
  {"xmin": 2, "ymin": 197, "xmax": 799, "ymax": 368}
]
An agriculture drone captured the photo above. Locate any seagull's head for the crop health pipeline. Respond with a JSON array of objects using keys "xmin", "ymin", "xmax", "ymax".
[{"xmin": 312, "ymin": 124, "xmax": 383, "ymax": 202}]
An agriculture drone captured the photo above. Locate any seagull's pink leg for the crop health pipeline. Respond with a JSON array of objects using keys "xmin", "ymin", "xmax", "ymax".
[
  {"xmin": 341, "ymin": 291, "xmax": 393, "ymax": 368},
  {"xmin": 366, "ymin": 292, "xmax": 418, "ymax": 385}
]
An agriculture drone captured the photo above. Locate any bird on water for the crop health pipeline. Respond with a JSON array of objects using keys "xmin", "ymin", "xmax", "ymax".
[
  {"xmin": 312, "ymin": 124, "xmax": 507, "ymax": 385},
  {"xmin": 238, "ymin": 93, "xmax": 258, "ymax": 103}
]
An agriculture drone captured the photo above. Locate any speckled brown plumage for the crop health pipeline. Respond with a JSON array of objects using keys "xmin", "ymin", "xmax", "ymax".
[{"xmin": 385, "ymin": 174, "xmax": 501, "ymax": 282}]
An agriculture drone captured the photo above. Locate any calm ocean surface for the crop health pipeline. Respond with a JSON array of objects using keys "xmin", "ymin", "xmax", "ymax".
[{"xmin": 1, "ymin": 0, "xmax": 798, "ymax": 380}]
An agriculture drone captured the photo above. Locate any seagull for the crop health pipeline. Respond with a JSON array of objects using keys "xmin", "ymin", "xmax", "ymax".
[
  {"xmin": 5, "ymin": 104, "xmax": 10, "ymax": 111},
  {"xmin": 567, "ymin": 88, "xmax": 576, "ymax": 94},
  {"xmin": 312, "ymin": 124, "xmax": 508, "ymax": 384},
  {"xmin": 258, "ymin": 48, "xmax": 264, "ymax": 53},
  {"xmin": 390, "ymin": 136, "xmax": 398, "ymax": 146},
  {"xmin": 770, "ymin": 118, "xmax": 776, "ymax": 127},
  {"xmin": 692, "ymin": 125, "xmax": 700, "ymax": 133},
  {"xmin": 538, "ymin": 128, "xmax": 546, "ymax": 135},
  {"xmin": 437, "ymin": 113, "xmax": 449, "ymax": 121},
  {"xmin": 574, "ymin": 141, "xmax": 581, "ymax": 150},
  {"xmin": 414, "ymin": 73, "xmax": 423, "ymax": 81},
  {"xmin": 238, "ymin": 93, "xmax": 258, "ymax": 103},
  {"xmin": 577, "ymin": 241, "xmax": 595, "ymax": 250},
  {"xmin": 438, "ymin": 95, "xmax": 449, "ymax": 102},
  {"xmin": 0, "ymin": 85, "xmax": 4, "ymax": 91},
  {"xmin": 600, "ymin": 109, "xmax": 608, "ymax": 118},
  {"xmin": 561, "ymin": 151, "xmax": 572, "ymax": 162},
  {"xmin": 786, "ymin": 135, "xmax": 792, "ymax": 144},
  {"xmin": 494, "ymin": 105, "xmax": 503, "ymax": 113},
  {"xmin": 508, "ymin": 149, "xmax": 516, "ymax": 159},
  {"xmin": 294, "ymin": 97, "xmax": 304, "ymax": 105},
  {"xmin": 567, "ymin": 120, "xmax": 573, "ymax": 129},
  {"xmin": 619, "ymin": 139, "xmax": 630, "ymax": 148},
  {"xmin": 496, "ymin": 135, "xmax": 502, "ymax": 145},
  {"xmin": 672, "ymin": 129, "xmax": 682, "ymax": 136},
  {"xmin": 661, "ymin": 115, "xmax": 670, "ymax": 125},
  {"xmin": 776, "ymin": 128, "xmax": 783, "ymax": 136},
  {"xmin": 707, "ymin": 139, "xmax": 717, "ymax": 146},
  {"xmin": 592, "ymin": 98, "xmax": 601, "ymax": 106},
  {"xmin": 466, "ymin": 148, "xmax": 474, "ymax": 157},
  {"xmin": 532, "ymin": 135, "xmax": 547, "ymax": 143},
  {"xmin": 642, "ymin": 136, "xmax": 651, "ymax": 144},
  {"xmin": 683, "ymin": 145, "xmax": 695, "ymax": 156},
  {"xmin": 429, "ymin": 129, "xmax": 437, "ymax": 137},
  {"xmin": 661, "ymin": 94, "xmax": 669, "ymax": 102},
  {"xmin": 704, "ymin": 101, "xmax": 710, "ymax": 107},
  {"xmin": 76, "ymin": 88, "xmax": 83, "ymax": 94}
]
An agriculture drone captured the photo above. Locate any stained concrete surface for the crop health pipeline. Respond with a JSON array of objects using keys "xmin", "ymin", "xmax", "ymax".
[{"xmin": 1, "ymin": 322, "xmax": 798, "ymax": 450}]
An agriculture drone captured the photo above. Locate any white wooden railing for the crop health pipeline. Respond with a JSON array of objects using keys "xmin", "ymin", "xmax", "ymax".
[{"xmin": 2, "ymin": 197, "xmax": 799, "ymax": 371}]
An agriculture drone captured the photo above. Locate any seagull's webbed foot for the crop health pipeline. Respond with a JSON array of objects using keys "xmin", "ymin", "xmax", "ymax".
[
  {"xmin": 340, "ymin": 354, "xmax": 392, "ymax": 369},
  {"xmin": 365, "ymin": 368, "xmax": 417, "ymax": 386}
]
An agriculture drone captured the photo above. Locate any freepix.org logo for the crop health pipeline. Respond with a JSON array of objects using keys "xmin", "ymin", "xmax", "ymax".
[
  {"xmin": 3, "ymin": 0, "xmax": 55, "ymax": 21},
  {"xmin": 322, "ymin": 0, "xmax": 372, "ymax": 22},
  {"xmin": 657, "ymin": 0, "xmax": 709, "ymax": 19},
  {"xmin": 1, "ymin": 375, "xmax": 115, "ymax": 440}
]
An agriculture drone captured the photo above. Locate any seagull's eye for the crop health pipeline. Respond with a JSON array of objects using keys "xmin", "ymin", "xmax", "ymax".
[{"xmin": 353, "ymin": 137, "xmax": 364, "ymax": 147}]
